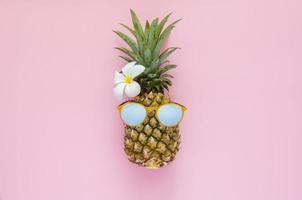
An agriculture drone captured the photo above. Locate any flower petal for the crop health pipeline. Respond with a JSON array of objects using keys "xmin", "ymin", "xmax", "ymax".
[
  {"xmin": 122, "ymin": 62, "xmax": 136, "ymax": 76},
  {"xmin": 131, "ymin": 64, "xmax": 145, "ymax": 78},
  {"xmin": 125, "ymin": 81, "xmax": 141, "ymax": 98},
  {"xmin": 114, "ymin": 71, "xmax": 125, "ymax": 85},
  {"xmin": 114, "ymin": 83, "xmax": 126, "ymax": 100}
]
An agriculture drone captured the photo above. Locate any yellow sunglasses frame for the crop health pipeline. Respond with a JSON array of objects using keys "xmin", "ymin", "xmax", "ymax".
[{"xmin": 117, "ymin": 101, "xmax": 186, "ymax": 127}]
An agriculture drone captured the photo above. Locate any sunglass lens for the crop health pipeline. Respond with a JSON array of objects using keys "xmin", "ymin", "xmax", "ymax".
[
  {"xmin": 121, "ymin": 103, "xmax": 146, "ymax": 126},
  {"xmin": 157, "ymin": 104, "xmax": 183, "ymax": 127}
]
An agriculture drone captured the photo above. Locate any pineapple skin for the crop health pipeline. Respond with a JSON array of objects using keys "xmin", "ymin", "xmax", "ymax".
[{"xmin": 123, "ymin": 92, "xmax": 181, "ymax": 169}]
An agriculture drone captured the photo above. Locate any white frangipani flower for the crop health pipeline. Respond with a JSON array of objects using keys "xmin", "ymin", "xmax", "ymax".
[{"xmin": 114, "ymin": 62, "xmax": 145, "ymax": 100}]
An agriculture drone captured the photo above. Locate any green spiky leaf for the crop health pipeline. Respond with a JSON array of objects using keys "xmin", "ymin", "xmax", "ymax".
[
  {"xmin": 157, "ymin": 64, "xmax": 177, "ymax": 75},
  {"xmin": 119, "ymin": 23, "xmax": 144, "ymax": 55},
  {"xmin": 144, "ymin": 48, "xmax": 152, "ymax": 64},
  {"xmin": 119, "ymin": 56, "xmax": 133, "ymax": 62},
  {"xmin": 130, "ymin": 9, "xmax": 145, "ymax": 41},
  {"xmin": 113, "ymin": 30, "xmax": 138, "ymax": 53},
  {"xmin": 144, "ymin": 20, "xmax": 150, "ymax": 37},
  {"xmin": 115, "ymin": 47, "xmax": 136, "ymax": 60},
  {"xmin": 147, "ymin": 18, "xmax": 159, "ymax": 49},
  {"xmin": 160, "ymin": 77, "xmax": 172, "ymax": 85},
  {"xmin": 152, "ymin": 26, "xmax": 174, "ymax": 58},
  {"xmin": 160, "ymin": 19, "xmax": 182, "ymax": 38},
  {"xmin": 157, "ymin": 12, "xmax": 172, "ymax": 37},
  {"xmin": 162, "ymin": 74, "xmax": 174, "ymax": 78},
  {"xmin": 159, "ymin": 47, "xmax": 179, "ymax": 64}
]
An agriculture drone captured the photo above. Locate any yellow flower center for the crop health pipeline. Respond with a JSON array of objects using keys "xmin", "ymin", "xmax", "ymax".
[{"xmin": 124, "ymin": 75, "xmax": 133, "ymax": 84}]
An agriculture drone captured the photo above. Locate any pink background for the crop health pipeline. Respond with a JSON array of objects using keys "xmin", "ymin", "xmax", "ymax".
[{"xmin": 0, "ymin": 0, "xmax": 301, "ymax": 200}]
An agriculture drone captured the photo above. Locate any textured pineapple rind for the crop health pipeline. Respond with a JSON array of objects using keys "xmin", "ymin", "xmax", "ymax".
[{"xmin": 123, "ymin": 92, "xmax": 181, "ymax": 168}]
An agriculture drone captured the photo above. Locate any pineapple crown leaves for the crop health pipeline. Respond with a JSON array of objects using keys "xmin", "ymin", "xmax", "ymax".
[{"xmin": 114, "ymin": 9, "xmax": 181, "ymax": 93}]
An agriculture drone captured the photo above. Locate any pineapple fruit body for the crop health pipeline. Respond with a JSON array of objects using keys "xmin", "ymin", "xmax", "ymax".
[
  {"xmin": 114, "ymin": 10, "xmax": 183, "ymax": 168},
  {"xmin": 124, "ymin": 92, "xmax": 180, "ymax": 168}
]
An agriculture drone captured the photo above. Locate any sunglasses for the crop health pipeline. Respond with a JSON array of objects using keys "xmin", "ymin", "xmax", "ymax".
[{"xmin": 117, "ymin": 102, "xmax": 186, "ymax": 127}]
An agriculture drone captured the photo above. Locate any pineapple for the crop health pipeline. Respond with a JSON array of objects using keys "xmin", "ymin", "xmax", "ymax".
[{"xmin": 114, "ymin": 10, "xmax": 182, "ymax": 168}]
